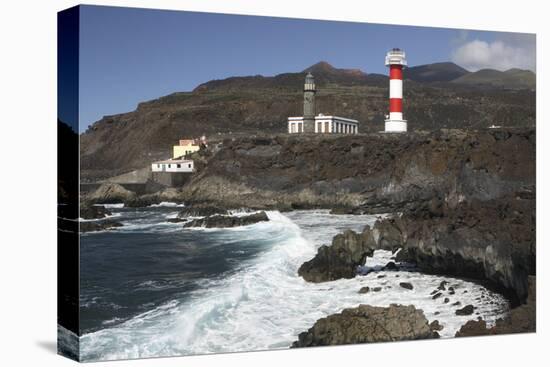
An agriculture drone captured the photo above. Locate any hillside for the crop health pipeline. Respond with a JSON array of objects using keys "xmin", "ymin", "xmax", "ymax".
[
  {"xmin": 452, "ymin": 68, "xmax": 536, "ymax": 89},
  {"xmin": 406, "ymin": 62, "xmax": 469, "ymax": 83},
  {"xmin": 80, "ymin": 62, "xmax": 536, "ymax": 181}
]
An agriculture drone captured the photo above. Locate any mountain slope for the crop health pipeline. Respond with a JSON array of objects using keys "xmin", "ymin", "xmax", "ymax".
[
  {"xmin": 452, "ymin": 68, "xmax": 535, "ymax": 89},
  {"xmin": 80, "ymin": 61, "xmax": 536, "ymax": 180},
  {"xmin": 406, "ymin": 62, "xmax": 469, "ymax": 83}
]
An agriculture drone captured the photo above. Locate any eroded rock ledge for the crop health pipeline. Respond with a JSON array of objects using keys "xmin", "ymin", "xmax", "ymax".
[
  {"xmin": 292, "ymin": 304, "xmax": 438, "ymax": 347},
  {"xmin": 299, "ymin": 193, "xmax": 535, "ymax": 304},
  {"xmin": 455, "ymin": 275, "xmax": 536, "ymax": 336},
  {"xmin": 182, "ymin": 211, "xmax": 269, "ymax": 228}
]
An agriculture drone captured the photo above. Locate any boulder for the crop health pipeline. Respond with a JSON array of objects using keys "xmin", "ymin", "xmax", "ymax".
[
  {"xmin": 177, "ymin": 203, "xmax": 229, "ymax": 217},
  {"xmin": 166, "ymin": 218, "xmax": 187, "ymax": 223},
  {"xmin": 87, "ymin": 183, "xmax": 136, "ymax": 204},
  {"xmin": 292, "ymin": 304, "xmax": 438, "ymax": 347},
  {"xmin": 455, "ymin": 305, "xmax": 475, "ymax": 316},
  {"xmin": 429, "ymin": 320, "xmax": 443, "ymax": 332},
  {"xmin": 80, "ymin": 220, "xmax": 123, "ymax": 233},
  {"xmin": 183, "ymin": 211, "xmax": 268, "ymax": 228},
  {"xmin": 80, "ymin": 204, "xmax": 111, "ymax": 219},
  {"xmin": 400, "ymin": 282, "xmax": 414, "ymax": 290},
  {"xmin": 358, "ymin": 286, "xmax": 370, "ymax": 294},
  {"xmin": 298, "ymin": 229, "xmax": 375, "ymax": 283}
]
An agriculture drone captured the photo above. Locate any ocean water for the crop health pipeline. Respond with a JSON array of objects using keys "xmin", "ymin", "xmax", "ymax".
[{"xmin": 77, "ymin": 207, "xmax": 510, "ymax": 361}]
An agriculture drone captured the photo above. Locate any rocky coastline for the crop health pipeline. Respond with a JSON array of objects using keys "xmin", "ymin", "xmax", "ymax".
[
  {"xmin": 82, "ymin": 128, "xmax": 535, "ymax": 213},
  {"xmin": 79, "ymin": 128, "xmax": 535, "ymax": 343}
]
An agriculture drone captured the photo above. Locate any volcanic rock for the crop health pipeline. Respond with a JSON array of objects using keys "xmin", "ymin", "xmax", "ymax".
[
  {"xmin": 177, "ymin": 204, "xmax": 229, "ymax": 217},
  {"xmin": 80, "ymin": 204, "xmax": 112, "ymax": 219},
  {"xmin": 455, "ymin": 305, "xmax": 475, "ymax": 316},
  {"xmin": 87, "ymin": 183, "xmax": 136, "ymax": 204},
  {"xmin": 456, "ymin": 276, "xmax": 536, "ymax": 336},
  {"xmin": 429, "ymin": 320, "xmax": 443, "ymax": 332},
  {"xmin": 182, "ymin": 211, "xmax": 268, "ymax": 228},
  {"xmin": 292, "ymin": 304, "xmax": 438, "ymax": 347},
  {"xmin": 298, "ymin": 229, "xmax": 376, "ymax": 283},
  {"xmin": 79, "ymin": 220, "xmax": 123, "ymax": 233}
]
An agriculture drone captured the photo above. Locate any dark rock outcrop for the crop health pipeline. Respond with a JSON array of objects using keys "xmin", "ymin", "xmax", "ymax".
[
  {"xmin": 298, "ymin": 230, "xmax": 378, "ymax": 283},
  {"xmin": 79, "ymin": 220, "xmax": 123, "ymax": 233},
  {"xmin": 456, "ymin": 276, "xmax": 536, "ymax": 336},
  {"xmin": 80, "ymin": 204, "xmax": 112, "ymax": 219},
  {"xmin": 358, "ymin": 286, "xmax": 370, "ymax": 294},
  {"xmin": 159, "ymin": 128, "xmax": 536, "ymax": 213},
  {"xmin": 429, "ymin": 320, "xmax": 443, "ymax": 332},
  {"xmin": 177, "ymin": 204, "xmax": 229, "ymax": 218},
  {"xmin": 86, "ymin": 183, "xmax": 136, "ymax": 204},
  {"xmin": 455, "ymin": 305, "xmax": 475, "ymax": 316},
  {"xmin": 299, "ymin": 193, "xmax": 535, "ymax": 304},
  {"xmin": 292, "ymin": 304, "xmax": 438, "ymax": 347},
  {"xmin": 400, "ymin": 282, "xmax": 414, "ymax": 290},
  {"xmin": 182, "ymin": 211, "xmax": 268, "ymax": 228}
]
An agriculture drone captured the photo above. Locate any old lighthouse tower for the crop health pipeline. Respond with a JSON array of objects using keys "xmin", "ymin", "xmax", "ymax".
[
  {"xmin": 288, "ymin": 72, "xmax": 359, "ymax": 134},
  {"xmin": 303, "ymin": 72, "xmax": 316, "ymax": 133}
]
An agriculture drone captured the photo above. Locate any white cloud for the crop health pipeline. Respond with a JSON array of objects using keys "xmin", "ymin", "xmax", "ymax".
[{"xmin": 451, "ymin": 35, "xmax": 535, "ymax": 72}]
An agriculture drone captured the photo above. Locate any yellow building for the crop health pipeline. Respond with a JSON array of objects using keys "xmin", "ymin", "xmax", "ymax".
[{"xmin": 173, "ymin": 139, "xmax": 201, "ymax": 159}]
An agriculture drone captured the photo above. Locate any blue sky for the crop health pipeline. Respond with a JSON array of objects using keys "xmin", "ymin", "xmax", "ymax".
[{"xmin": 77, "ymin": 5, "xmax": 535, "ymax": 132}]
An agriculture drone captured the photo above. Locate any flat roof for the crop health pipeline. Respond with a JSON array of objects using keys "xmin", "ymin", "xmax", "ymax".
[
  {"xmin": 288, "ymin": 116, "xmax": 359, "ymax": 123},
  {"xmin": 152, "ymin": 159, "xmax": 193, "ymax": 165}
]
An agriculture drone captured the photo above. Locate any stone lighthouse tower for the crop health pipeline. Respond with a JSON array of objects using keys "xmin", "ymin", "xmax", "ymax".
[{"xmin": 303, "ymin": 72, "xmax": 316, "ymax": 133}]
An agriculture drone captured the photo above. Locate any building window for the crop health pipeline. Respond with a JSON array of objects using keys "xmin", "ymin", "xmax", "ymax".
[
  {"xmin": 291, "ymin": 123, "xmax": 296, "ymax": 133},
  {"xmin": 168, "ymin": 164, "xmax": 171, "ymax": 168},
  {"xmin": 157, "ymin": 164, "xmax": 161, "ymax": 168},
  {"xmin": 317, "ymin": 121, "xmax": 322, "ymax": 132},
  {"xmin": 188, "ymin": 164, "xmax": 192, "ymax": 168},
  {"xmin": 177, "ymin": 164, "xmax": 181, "ymax": 168},
  {"xmin": 324, "ymin": 121, "xmax": 329, "ymax": 133}
]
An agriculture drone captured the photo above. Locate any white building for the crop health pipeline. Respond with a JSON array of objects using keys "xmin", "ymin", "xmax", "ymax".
[
  {"xmin": 151, "ymin": 159, "xmax": 194, "ymax": 173},
  {"xmin": 288, "ymin": 114, "xmax": 359, "ymax": 134}
]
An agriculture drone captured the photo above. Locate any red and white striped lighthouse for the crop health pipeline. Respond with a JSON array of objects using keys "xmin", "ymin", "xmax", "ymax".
[{"xmin": 385, "ymin": 48, "xmax": 407, "ymax": 132}]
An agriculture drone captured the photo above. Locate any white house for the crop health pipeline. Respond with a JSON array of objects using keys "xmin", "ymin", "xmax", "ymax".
[
  {"xmin": 288, "ymin": 114, "xmax": 359, "ymax": 134},
  {"xmin": 151, "ymin": 159, "xmax": 194, "ymax": 173}
]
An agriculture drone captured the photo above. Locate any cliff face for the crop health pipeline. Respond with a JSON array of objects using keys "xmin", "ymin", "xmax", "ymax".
[
  {"xmin": 79, "ymin": 62, "xmax": 535, "ymax": 181},
  {"xmin": 179, "ymin": 128, "xmax": 535, "ymax": 212}
]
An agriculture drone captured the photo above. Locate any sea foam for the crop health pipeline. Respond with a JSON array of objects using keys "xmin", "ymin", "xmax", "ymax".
[{"xmin": 79, "ymin": 210, "xmax": 509, "ymax": 361}]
